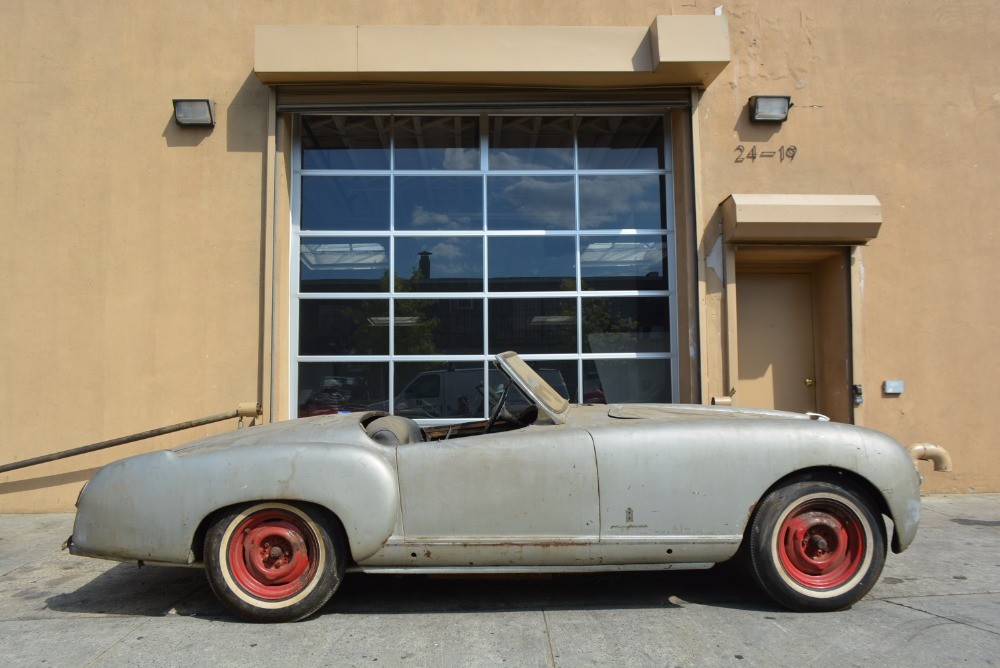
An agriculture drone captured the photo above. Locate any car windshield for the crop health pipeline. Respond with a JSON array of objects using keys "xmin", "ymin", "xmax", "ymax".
[{"xmin": 495, "ymin": 351, "xmax": 569, "ymax": 424}]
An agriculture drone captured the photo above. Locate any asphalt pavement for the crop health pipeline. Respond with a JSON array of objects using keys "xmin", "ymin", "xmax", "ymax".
[{"xmin": 1, "ymin": 494, "xmax": 998, "ymax": 667}]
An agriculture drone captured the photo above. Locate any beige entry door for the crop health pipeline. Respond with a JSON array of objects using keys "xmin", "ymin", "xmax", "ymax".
[{"xmin": 737, "ymin": 272, "xmax": 816, "ymax": 413}]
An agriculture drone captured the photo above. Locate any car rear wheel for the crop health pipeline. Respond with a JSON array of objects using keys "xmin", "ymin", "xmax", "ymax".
[
  {"xmin": 749, "ymin": 478, "xmax": 886, "ymax": 612},
  {"xmin": 204, "ymin": 502, "xmax": 344, "ymax": 622}
]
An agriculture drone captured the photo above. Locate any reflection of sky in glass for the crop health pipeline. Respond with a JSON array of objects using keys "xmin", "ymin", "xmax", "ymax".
[
  {"xmin": 488, "ymin": 237, "xmax": 576, "ymax": 291},
  {"xmin": 487, "ymin": 176, "xmax": 574, "ymax": 230},
  {"xmin": 488, "ymin": 117, "xmax": 574, "ymax": 170},
  {"xmin": 301, "ymin": 176, "xmax": 390, "ymax": 231},
  {"xmin": 301, "ymin": 116, "xmax": 390, "ymax": 170},
  {"xmin": 395, "ymin": 176, "xmax": 483, "ymax": 231},
  {"xmin": 394, "ymin": 237, "xmax": 483, "ymax": 289},
  {"xmin": 301, "ymin": 238, "xmax": 388, "ymax": 293},
  {"xmin": 580, "ymin": 175, "xmax": 663, "ymax": 230},
  {"xmin": 394, "ymin": 116, "xmax": 480, "ymax": 170},
  {"xmin": 578, "ymin": 116, "xmax": 664, "ymax": 170}
]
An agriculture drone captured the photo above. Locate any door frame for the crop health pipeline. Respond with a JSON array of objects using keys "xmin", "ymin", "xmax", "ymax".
[{"xmin": 722, "ymin": 245, "xmax": 861, "ymax": 424}]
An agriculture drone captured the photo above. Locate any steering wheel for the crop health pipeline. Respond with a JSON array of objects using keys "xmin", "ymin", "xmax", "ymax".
[{"xmin": 483, "ymin": 380, "xmax": 512, "ymax": 434}]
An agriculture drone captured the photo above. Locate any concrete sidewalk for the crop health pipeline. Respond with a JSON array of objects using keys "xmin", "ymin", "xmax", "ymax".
[{"xmin": 1, "ymin": 494, "xmax": 998, "ymax": 667}]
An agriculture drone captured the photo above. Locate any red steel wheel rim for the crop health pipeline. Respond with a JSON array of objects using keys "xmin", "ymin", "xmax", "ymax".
[
  {"xmin": 227, "ymin": 508, "xmax": 319, "ymax": 600},
  {"xmin": 777, "ymin": 499, "xmax": 866, "ymax": 589}
]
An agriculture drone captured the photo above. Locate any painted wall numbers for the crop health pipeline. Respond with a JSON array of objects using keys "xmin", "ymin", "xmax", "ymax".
[{"xmin": 734, "ymin": 145, "xmax": 798, "ymax": 163}]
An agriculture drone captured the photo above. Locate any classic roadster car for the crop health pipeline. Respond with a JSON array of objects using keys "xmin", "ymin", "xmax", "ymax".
[{"xmin": 69, "ymin": 352, "xmax": 921, "ymax": 623}]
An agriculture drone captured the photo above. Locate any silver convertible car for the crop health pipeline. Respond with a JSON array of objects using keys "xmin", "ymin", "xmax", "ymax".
[{"xmin": 69, "ymin": 352, "xmax": 921, "ymax": 622}]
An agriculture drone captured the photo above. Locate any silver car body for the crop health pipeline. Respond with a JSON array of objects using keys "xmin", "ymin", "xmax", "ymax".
[{"xmin": 70, "ymin": 353, "xmax": 920, "ymax": 573}]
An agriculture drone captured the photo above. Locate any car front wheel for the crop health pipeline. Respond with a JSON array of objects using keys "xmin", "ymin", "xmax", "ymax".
[
  {"xmin": 749, "ymin": 477, "xmax": 886, "ymax": 612},
  {"xmin": 204, "ymin": 501, "xmax": 344, "ymax": 622}
]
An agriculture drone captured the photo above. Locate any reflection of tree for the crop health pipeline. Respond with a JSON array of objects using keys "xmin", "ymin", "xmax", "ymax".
[
  {"xmin": 392, "ymin": 266, "xmax": 439, "ymax": 355},
  {"xmin": 581, "ymin": 298, "xmax": 640, "ymax": 354}
]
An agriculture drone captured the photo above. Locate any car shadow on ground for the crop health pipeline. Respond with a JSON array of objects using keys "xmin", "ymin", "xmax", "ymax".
[{"xmin": 45, "ymin": 562, "xmax": 780, "ymax": 621}]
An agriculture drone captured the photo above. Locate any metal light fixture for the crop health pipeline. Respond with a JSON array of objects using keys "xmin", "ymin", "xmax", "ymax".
[
  {"xmin": 748, "ymin": 95, "xmax": 792, "ymax": 123},
  {"xmin": 172, "ymin": 99, "xmax": 216, "ymax": 127}
]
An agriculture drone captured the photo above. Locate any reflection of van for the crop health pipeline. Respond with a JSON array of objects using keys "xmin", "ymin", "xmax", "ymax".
[{"xmin": 380, "ymin": 368, "xmax": 570, "ymax": 419}]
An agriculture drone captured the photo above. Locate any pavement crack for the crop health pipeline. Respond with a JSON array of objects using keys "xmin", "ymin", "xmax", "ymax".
[
  {"xmin": 81, "ymin": 617, "xmax": 153, "ymax": 667},
  {"xmin": 542, "ymin": 608, "xmax": 556, "ymax": 667},
  {"xmin": 885, "ymin": 599, "xmax": 1000, "ymax": 637}
]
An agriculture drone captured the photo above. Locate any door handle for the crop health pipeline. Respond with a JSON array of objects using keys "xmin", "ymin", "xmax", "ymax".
[{"xmin": 804, "ymin": 378, "xmax": 815, "ymax": 387}]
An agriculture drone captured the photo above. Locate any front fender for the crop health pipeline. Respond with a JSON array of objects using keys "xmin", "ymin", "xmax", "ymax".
[{"xmin": 71, "ymin": 441, "xmax": 399, "ymax": 564}]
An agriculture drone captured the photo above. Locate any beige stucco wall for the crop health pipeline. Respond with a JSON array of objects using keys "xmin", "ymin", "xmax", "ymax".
[{"xmin": 1, "ymin": 0, "xmax": 997, "ymax": 511}]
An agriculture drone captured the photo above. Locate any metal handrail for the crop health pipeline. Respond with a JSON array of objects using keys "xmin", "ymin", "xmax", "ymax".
[{"xmin": 0, "ymin": 403, "xmax": 261, "ymax": 475}]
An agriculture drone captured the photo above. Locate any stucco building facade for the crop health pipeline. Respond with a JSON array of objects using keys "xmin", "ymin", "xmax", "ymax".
[{"xmin": 1, "ymin": 0, "xmax": 997, "ymax": 512}]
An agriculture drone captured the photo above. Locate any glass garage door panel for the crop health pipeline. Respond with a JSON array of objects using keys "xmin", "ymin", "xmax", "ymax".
[{"xmin": 294, "ymin": 112, "xmax": 677, "ymax": 415}]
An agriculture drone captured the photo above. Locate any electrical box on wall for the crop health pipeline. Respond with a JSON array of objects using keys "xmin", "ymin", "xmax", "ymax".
[{"xmin": 882, "ymin": 380, "xmax": 905, "ymax": 395}]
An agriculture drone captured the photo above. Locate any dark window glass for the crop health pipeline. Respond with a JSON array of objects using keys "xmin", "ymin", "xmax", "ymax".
[
  {"xmin": 394, "ymin": 362, "xmax": 485, "ymax": 419},
  {"xmin": 582, "ymin": 359, "xmax": 671, "ymax": 404},
  {"xmin": 579, "ymin": 175, "xmax": 664, "ymax": 230},
  {"xmin": 577, "ymin": 116, "xmax": 665, "ymax": 170},
  {"xmin": 488, "ymin": 236, "xmax": 576, "ymax": 292},
  {"xmin": 581, "ymin": 236, "xmax": 669, "ymax": 291},
  {"xmin": 394, "ymin": 299, "xmax": 484, "ymax": 355},
  {"xmin": 394, "ymin": 176, "xmax": 483, "ymax": 231},
  {"xmin": 298, "ymin": 362, "xmax": 388, "ymax": 417},
  {"xmin": 487, "ymin": 176, "xmax": 574, "ymax": 230},
  {"xmin": 299, "ymin": 300, "xmax": 389, "ymax": 355},
  {"xmin": 394, "ymin": 116, "xmax": 480, "ymax": 170},
  {"xmin": 488, "ymin": 298, "xmax": 577, "ymax": 354},
  {"xmin": 300, "ymin": 238, "xmax": 389, "ymax": 293},
  {"xmin": 301, "ymin": 176, "xmax": 390, "ymax": 231},
  {"xmin": 394, "ymin": 237, "xmax": 483, "ymax": 293},
  {"xmin": 301, "ymin": 116, "xmax": 390, "ymax": 170},
  {"xmin": 488, "ymin": 116, "xmax": 574, "ymax": 170},
  {"xmin": 582, "ymin": 297, "xmax": 670, "ymax": 353}
]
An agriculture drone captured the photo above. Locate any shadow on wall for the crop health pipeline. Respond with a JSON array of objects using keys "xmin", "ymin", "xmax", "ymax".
[
  {"xmin": 0, "ymin": 467, "xmax": 102, "ymax": 495},
  {"xmin": 733, "ymin": 101, "xmax": 785, "ymax": 143},
  {"xmin": 160, "ymin": 72, "xmax": 269, "ymax": 151}
]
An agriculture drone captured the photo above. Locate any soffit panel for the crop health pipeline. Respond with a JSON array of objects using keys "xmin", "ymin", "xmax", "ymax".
[{"xmin": 254, "ymin": 16, "xmax": 730, "ymax": 88}]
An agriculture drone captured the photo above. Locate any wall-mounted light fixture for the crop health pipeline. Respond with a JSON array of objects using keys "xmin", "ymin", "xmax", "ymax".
[
  {"xmin": 172, "ymin": 99, "xmax": 216, "ymax": 127},
  {"xmin": 748, "ymin": 95, "xmax": 792, "ymax": 123}
]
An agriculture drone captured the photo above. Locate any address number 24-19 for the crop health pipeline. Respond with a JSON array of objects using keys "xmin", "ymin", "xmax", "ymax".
[{"xmin": 734, "ymin": 145, "xmax": 798, "ymax": 163}]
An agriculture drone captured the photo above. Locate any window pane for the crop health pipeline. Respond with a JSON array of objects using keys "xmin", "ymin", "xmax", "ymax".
[
  {"xmin": 395, "ymin": 176, "xmax": 483, "ymax": 231},
  {"xmin": 300, "ymin": 238, "xmax": 388, "ymax": 293},
  {"xmin": 299, "ymin": 300, "xmax": 389, "ymax": 355},
  {"xmin": 394, "ymin": 237, "xmax": 483, "ymax": 293},
  {"xmin": 301, "ymin": 116, "xmax": 390, "ymax": 170},
  {"xmin": 301, "ymin": 176, "xmax": 390, "ymax": 231},
  {"xmin": 582, "ymin": 297, "xmax": 670, "ymax": 353},
  {"xmin": 488, "ymin": 116, "xmax": 574, "ymax": 170},
  {"xmin": 394, "ymin": 299, "xmax": 484, "ymax": 355},
  {"xmin": 394, "ymin": 116, "xmax": 480, "ymax": 170},
  {"xmin": 579, "ymin": 175, "xmax": 664, "ymax": 230},
  {"xmin": 298, "ymin": 362, "xmax": 388, "ymax": 417},
  {"xmin": 488, "ymin": 298, "xmax": 577, "ymax": 354},
  {"xmin": 583, "ymin": 359, "xmax": 671, "ymax": 404},
  {"xmin": 581, "ymin": 236, "xmax": 669, "ymax": 291},
  {"xmin": 487, "ymin": 176, "xmax": 574, "ymax": 230},
  {"xmin": 578, "ymin": 116, "xmax": 665, "ymax": 170},
  {"xmin": 394, "ymin": 362, "xmax": 485, "ymax": 418},
  {"xmin": 488, "ymin": 236, "xmax": 576, "ymax": 292}
]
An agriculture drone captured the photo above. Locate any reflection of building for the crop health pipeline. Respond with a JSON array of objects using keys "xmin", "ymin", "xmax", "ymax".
[{"xmin": 1, "ymin": 2, "xmax": 996, "ymax": 510}]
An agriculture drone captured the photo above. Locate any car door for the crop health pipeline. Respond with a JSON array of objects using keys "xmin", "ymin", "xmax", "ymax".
[{"xmin": 395, "ymin": 424, "xmax": 600, "ymax": 566}]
